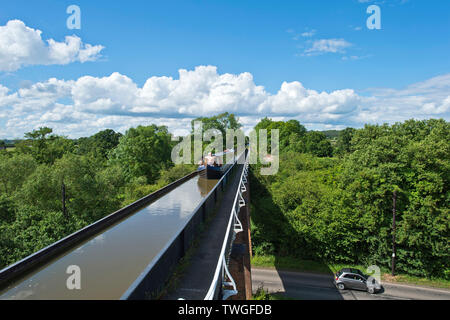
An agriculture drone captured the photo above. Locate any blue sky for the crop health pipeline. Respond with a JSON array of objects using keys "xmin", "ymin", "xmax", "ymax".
[{"xmin": 0, "ymin": 0, "xmax": 449, "ymax": 138}]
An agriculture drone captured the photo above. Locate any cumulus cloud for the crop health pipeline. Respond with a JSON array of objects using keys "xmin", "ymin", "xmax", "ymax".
[
  {"xmin": 0, "ymin": 66, "xmax": 448, "ymax": 138},
  {"xmin": 352, "ymin": 74, "xmax": 450, "ymax": 125},
  {"xmin": 0, "ymin": 20, "xmax": 104, "ymax": 71}
]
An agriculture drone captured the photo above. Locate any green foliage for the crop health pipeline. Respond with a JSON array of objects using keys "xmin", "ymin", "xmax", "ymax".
[
  {"xmin": 192, "ymin": 112, "xmax": 243, "ymax": 152},
  {"xmin": 254, "ymin": 118, "xmax": 307, "ymax": 152},
  {"xmin": 321, "ymin": 130, "xmax": 341, "ymax": 139},
  {"xmin": 251, "ymin": 119, "xmax": 449, "ymax": 279},
  {"xmin": 0, "ymin": 194, "xmax": 16, "ymax": 223},
  {"xmin": 0, "ymin": 206, "xmax": 81, "ymax": 268},
  {"xmin": 1, "ymin": 115, "xmax": 447, "ymax": 282},
  {"xmin": 253, "ymin": 286, "xmax": 275, "ymax": 300},
  {"xmin": 16, "ymin": 127, "xmax": 75, "ymax": 165},
  {"xmin": 15, "ymin": 154, "xmax": 123, "ymax": 223},
  {"xmin": 253, "ymin": 118, "xmax": 333, "ymax": 157},
  {"xmin": 122, "ymin": 177, "xmax": 161, "ymax": 206},
  {"xmin": 300, "ymin": 131, "xmax": 333, "ymax": 157},
  {"xmin": 76, "ymin": 129, "xmax": 122, "ymax": 160},
  {"xmin": 109, "ymin": 125, "xmax": 173, "ymax": 184},
  {"xmin": 121, "ymin": 164, "xmax": 197, "ymax": 207},
  {"xmin": 192, "ymin": 112, "xmax": 242, "ymax": 135},
  {"xmin": 335, "ymin": 127, "xmax": 356, "ymax": 156},
  {"xmin": 0, "ymin": 153, "xmax": 37, "ymax": 195},
  {"xmin": 157, "ymin": 164, "xmax": 197, "ymax": 185}
]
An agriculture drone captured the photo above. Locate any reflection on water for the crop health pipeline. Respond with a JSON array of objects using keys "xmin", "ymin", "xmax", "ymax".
[
  {"xmin": 0, "ymin": 175, "xmax": 217, "ymax": 300},
  {"xmin": 197, "ymin": 177, "xmax": 219, "ymax": 197}
]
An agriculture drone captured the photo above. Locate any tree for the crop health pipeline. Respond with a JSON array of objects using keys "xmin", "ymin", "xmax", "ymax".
[
  {"xmin": 17, "ymin": 127, "xmax": 74, "ymax": 164},
  {"xmin": 0, "ymin": 194, "xmax": 15, "ymax": 223},
  {"xmin": 24, "ymin": 127, "xmax": 54, "ymax": 141},
  {"xmin": 109, "ymin": 125, "xmax": 173, "ymax": 184},
  {"xmin": 0, "ymin": 153, "xmax": 37, "ymax": 195},
  {"xmin": 76, "ymin": 129, "xmax": 122, "ymax": 160},
  {"xmin": 338, "ymin": 119, "xmax": 450, "ymax": 276},
  {"xmin": 250, "ymin": 118, "xmax": 449, "ymax": 278},
  {"xmin": 254, "ymin": 118, "xmax": 307, "ymax": 152},
  {"xmin": 301, "ymin": 131, "xmax": 333, "ymax": 157},
  {"xmin": 192, "ymin": 112, "xmax": 243, "ymax": 151},
  {"xmin": 336, "ymin": 127, "xmax": 356, "ymax": 156},
  {"xmin": 192, "ymin": 112, "xmax": 242, "ymax": 134},
  {"xmin": 16, "ymin": 154, "xmax": 122, "ymax": 223}
]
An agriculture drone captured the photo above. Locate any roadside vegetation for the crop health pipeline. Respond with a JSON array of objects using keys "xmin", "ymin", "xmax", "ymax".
[
  {"xmin": 250, "ymin": 118, "xmax": 449, "ymax": 287},
  {"xmin": 252, "ymin": 285, "xmax": 294, "ymax": 300}
]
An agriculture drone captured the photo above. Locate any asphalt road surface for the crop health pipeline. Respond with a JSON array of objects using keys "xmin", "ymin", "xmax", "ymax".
[{"xmin": 252, "ymin": 268, "xmax": 450, "ymax": 300}]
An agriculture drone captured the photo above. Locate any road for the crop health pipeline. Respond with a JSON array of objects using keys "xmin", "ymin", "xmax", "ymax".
[{"xmin": 252, "ymin": 268, "xmax": 450, "ymax": 300}]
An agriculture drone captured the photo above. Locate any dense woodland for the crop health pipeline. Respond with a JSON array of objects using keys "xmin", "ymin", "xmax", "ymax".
[
  {"xmin": 0, "ymin": 115, "xmax": 448, "ymax": 281},
  {"xmin": 251, "ymin": 118, "xmax": 449, "ymax": 279},
  {"xmin": 0, "ymin": 126, "xmax": 197, "ymax": 269}
]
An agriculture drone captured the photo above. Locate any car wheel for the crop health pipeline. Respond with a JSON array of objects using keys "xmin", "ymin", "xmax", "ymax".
[
  {"xmin": 368, "ymin": 287, "xmax": 375, "ymax": 294},
  {"xmin": 337, "ymin": 283, "xmax": 345, "ymax": 290}
]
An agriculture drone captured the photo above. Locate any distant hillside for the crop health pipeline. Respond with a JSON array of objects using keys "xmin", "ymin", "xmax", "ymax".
[
  {"xmin": 320, "ymin": 130, "xmax": 341, "ymax": 139},
  {"xmin": 1, "ymin": 140, "xmax": 20, "ymax": 147}
]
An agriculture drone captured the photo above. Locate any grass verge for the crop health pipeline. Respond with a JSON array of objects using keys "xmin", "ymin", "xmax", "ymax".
[{"xmin": 252, "ymin": 286, "xmax": 294, "ymax": 300}]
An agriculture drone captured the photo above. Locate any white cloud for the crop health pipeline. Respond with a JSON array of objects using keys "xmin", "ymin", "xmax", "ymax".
[
  {"xmin": 0, "ymin": 20, "xmax": 104, "ymax": 71},
  {"xmin": 300, "ymin": 30, "xmax": 316, "ymax": 38},
  {"xmin": 72, "ymin": 72, "xmax": 139, "ymax": 113},
  {"xmin": 288, "ymin": 28, "xmax": 317, "ymax": 41},
  {"xmin": 342, "ymin": 55, "xmax": 372, "ymax": 61},
  {"xmin": 304, "ymin": 39, "xmax": 353, "ymax": 56},
  {"xmin": 0, "ymin": 66, "xmax": 448, "ymax": 139}
]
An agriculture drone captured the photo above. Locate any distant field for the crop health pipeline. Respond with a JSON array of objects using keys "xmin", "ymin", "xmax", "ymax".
[{"xmin": 6, "ymin": 147, "xmax": 15, "ymax": 152}]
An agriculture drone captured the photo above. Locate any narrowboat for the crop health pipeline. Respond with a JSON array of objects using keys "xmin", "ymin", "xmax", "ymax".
[{"xmin": 197, "ymin": 149, "xmax": 235, "ymax": 179}]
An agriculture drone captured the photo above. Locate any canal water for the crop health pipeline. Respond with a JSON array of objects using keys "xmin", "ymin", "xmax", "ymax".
[{"xmin": 0, "ymin": 175, "xmax": 218, "ymax": 300}]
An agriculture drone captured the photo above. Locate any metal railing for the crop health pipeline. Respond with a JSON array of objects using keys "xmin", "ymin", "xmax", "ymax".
[
  {"xmin": 204, "ymin": 150, "xmax": 250, "ymax": 300},
  {"xmin": 122, "ymin": 151, "xmax": 246, "ymax": 300}
]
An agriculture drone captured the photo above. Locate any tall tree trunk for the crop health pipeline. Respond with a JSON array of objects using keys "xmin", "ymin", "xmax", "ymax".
[{"xmin": 392, "ymin": 190, "xmax": 397, "ymax": 276}]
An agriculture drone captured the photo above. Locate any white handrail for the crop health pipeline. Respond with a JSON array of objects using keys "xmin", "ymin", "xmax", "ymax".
[{"xmin": 204, "ymin": 150, "xmax": 250, "ymax": 300}]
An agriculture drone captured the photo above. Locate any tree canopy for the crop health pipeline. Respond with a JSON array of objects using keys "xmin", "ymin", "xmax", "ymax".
[
  {"xmin": 250, "ymin": 118, "xmax": 449, "ymax": 279},
  {"xmin": 0, "ymin": 115, "xmax": 448, "ymax": 281},
  {"xmin": 109, "ymin": 125, "xmax": 173, "ymax": 184}
]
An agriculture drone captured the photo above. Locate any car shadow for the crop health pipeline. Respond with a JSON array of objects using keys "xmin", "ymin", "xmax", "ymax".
[
  {"xmin": 249, "ymin": 169, "xmax": 344, "ymax": 300},
  {"xmin": 376, "ymin": 285, "xmax": 385, "ymax": 294}
]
